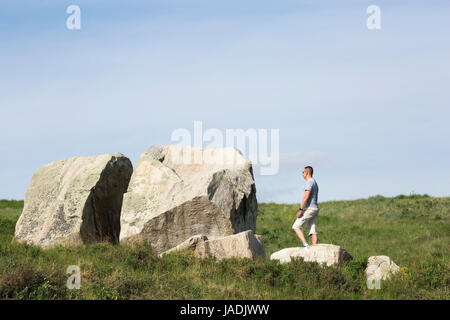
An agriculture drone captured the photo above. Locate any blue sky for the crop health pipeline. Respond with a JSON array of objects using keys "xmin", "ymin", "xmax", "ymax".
[{"xmin": 1, "ymin": 1, "xmax": 449, "ymax": 203}]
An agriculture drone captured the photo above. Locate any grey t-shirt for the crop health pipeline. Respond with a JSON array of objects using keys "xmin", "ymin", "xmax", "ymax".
[{"xmin": 304, "ymin": 177, "xmax": 319, "ymax": 208}]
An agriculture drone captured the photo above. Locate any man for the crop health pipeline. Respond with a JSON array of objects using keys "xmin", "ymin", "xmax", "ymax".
[{"xmin": 292, "ymin": 166, "xmax": 319, "ymax": 247}]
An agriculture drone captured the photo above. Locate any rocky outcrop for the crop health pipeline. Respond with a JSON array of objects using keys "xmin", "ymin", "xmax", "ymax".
[
  {"xmin": 365, "ymin": 255, "xmax": 400, "ymax": 281},
  {"xmin": 270, "ymin": 244, "xmax": 353, "ymax": 266},
  {"xmin": 119, "ymin": 145, "xmax": 257, "ymax": 254},
  {"xmin": 14, "ymin": 154, "xmax": 133, "ymax": 247}
]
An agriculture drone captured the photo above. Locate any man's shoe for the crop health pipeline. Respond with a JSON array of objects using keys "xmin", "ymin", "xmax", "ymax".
[{"xmin": 300, "ymin": 244, "xmax": 308, "ymax": 248}]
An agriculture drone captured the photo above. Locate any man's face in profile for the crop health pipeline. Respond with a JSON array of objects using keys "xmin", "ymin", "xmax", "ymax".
[{"xmin": 302, "ymin": 170, "xmax": 307, "ymax": 180}]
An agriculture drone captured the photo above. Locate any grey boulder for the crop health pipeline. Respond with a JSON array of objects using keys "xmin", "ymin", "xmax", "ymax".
[
  {"xmin": 119, "ymin": 145, "xmax": 258, "ymax": 254},
  {"xmin": 15, "ymin": 153, "xmax": 133, "ymax": 247}
]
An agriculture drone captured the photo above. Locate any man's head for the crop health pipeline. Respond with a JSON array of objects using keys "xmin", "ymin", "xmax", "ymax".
[{"xmin": 302, "ymin": 166, "xmax": 313, "ymax": 180}]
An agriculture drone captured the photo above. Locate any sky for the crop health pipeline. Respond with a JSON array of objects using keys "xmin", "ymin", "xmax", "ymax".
[{"xmin": 1, "ymin": 0, "xmax": 449, "ymax": 203}]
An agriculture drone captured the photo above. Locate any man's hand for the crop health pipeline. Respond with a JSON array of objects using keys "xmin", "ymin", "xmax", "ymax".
[{"xmin": 298, "ymin": 190, "xmax": 310, "ymax": 219}]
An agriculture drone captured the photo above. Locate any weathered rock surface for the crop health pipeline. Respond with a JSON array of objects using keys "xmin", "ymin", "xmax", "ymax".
[
  {"xmin": 159, "ymin": 234, "xmax": 208, "ymax": 257},
  {"xmin": 194, "ymin": 230, "xmax": 265, "ymax": 261},
  {"xmin": 160, "ymin": 230, "xmax": 265, "ymax": 261},
  {"xmin": 120, "ymin": 145, "xmax": 257, "ymax": 254},
  {"xmin": 365, "ymin": 256, "xmax": 400, "ymax": 281},
  {"xmin": 270, "ymin": 244, "xmax": 353, "ymax": 266},
  {"xmin": 15, "ymin": 153, "xmax": 133, "ymax": 247}
]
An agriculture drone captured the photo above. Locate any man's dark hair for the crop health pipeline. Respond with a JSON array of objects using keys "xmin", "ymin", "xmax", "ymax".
[{"xmin": 304, "ymin": 166, "xmax": 314, "ymax": 176}]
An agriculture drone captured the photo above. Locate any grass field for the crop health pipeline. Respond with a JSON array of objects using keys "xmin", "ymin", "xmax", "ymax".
[{"xmin": 0, "ymin": 195, "xmax": 448, "ymax": 300}]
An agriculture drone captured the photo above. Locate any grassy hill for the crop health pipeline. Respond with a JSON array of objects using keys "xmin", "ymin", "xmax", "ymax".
[{"xmin": 0, "ymin": 195, "xmax": 448, "ymax": 299}]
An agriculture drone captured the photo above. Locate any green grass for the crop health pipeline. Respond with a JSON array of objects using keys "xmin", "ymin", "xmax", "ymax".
[{"xmin": 0, "ymin": 196, "xmax": 448, "ymax": 300}]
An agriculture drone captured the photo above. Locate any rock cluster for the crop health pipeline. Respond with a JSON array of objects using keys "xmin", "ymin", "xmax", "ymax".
[
  {"xmin": 17, "ymin": 145, "xmax": 381, "ymax": 269},
  {"xmin": 15, "ymin": 145, "xmax": 263, "ymax": 261}
]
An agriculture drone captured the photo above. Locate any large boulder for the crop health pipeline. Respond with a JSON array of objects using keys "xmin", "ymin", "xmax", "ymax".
[
  {"xmin": 194, "ymin": 230, "xmax": 266, "ymax": 261},
  {"xmin": 365, "ymin": 256, "xmax": 400, "ymax": 281},
  {"xmin": 119, "ymin": 145, "xmax": 257, "ymax": 254},
  {"xmin": 270, "ymin": 244, "xmax": 353, "ymax": 266},
  {"xmin": 15, "ymin": 153, "xmax": 133, "ymax": 247}
]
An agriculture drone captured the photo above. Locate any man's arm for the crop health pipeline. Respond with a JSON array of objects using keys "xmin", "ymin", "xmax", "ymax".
[{"xmin": 297, "ymin": 190, "xmax": 311, "ymax": 218}]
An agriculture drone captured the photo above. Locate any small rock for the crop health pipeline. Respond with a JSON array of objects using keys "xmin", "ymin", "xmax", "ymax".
[
  {"xmin": 194, "ymin": 230, "xmax": 266, "ymax": 261},
  {"xmin": 365, "ymin": 255, "xmax": 400, "ymax": 281},
  {"xmin": 270, "ymin": 244, "xmax": 353, "ymax": 266}
]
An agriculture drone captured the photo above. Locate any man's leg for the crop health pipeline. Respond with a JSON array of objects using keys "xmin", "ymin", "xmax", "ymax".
[
  {"xmin": 293, "ymin": 228, "xmax": 308, "ymax": 245},
  {"xmin": 309, "ymin": 215, "xmax": 318, "ymax": 245},
  {"xmin": 311, "ymin": 233, "xmax": 318, "ymax": 245}
]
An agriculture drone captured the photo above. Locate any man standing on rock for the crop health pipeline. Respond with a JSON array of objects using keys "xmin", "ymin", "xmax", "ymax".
[{"xmin": 292, "ymin": 166, "xmax": 319, "ymax": 248}]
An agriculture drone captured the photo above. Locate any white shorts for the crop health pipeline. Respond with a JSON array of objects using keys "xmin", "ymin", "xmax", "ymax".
[{"xmin": 292, "ymin": 207, "xmax": 320, "ymax": 236}]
